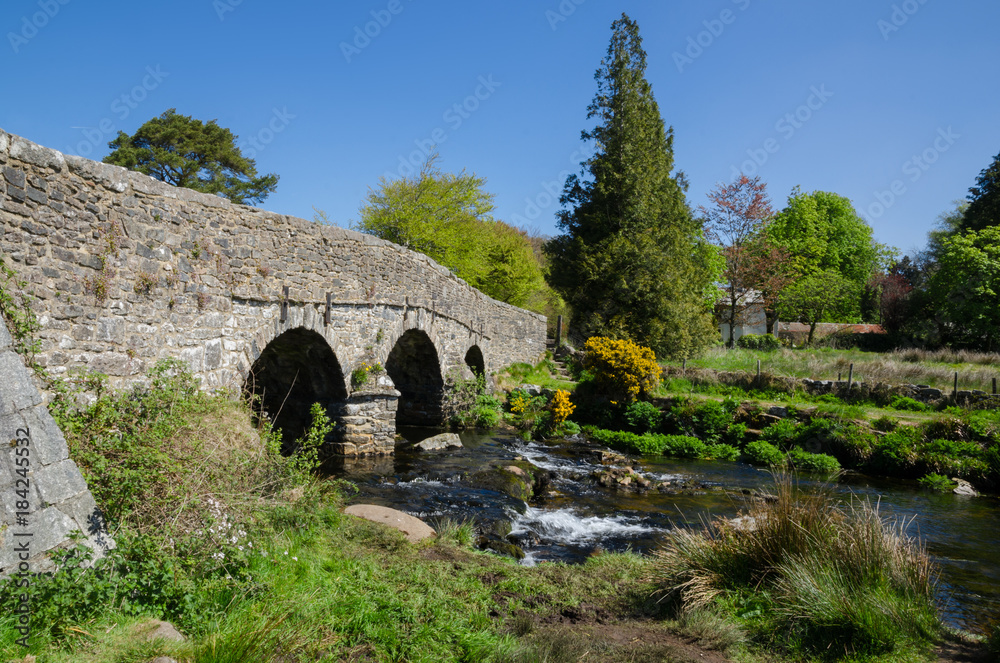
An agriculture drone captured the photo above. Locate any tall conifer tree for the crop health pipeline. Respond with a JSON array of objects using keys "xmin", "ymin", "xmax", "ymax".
[{"xmin": 545, "ymin": 14, "xmax": 719, "ymax": 357}]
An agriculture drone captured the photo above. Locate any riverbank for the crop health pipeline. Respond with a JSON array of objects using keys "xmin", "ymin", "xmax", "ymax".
[{"xmin": 2, "ymin": 361, "xmax": 996, "ymax": 661}]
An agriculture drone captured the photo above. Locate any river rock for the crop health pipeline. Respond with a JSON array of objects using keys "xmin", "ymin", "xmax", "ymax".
[
  {"xmin": 413, "ymin": 433, "xmax": 463, "ymax": 451},
  {"xmin": 590, "ymin": 450, "xmax": 629, "ymax": 465},
  {"xmin": 344, "ymin": 504, "xmax": 436, "ymax": 542},
  {"xmin": 133, "ymin": 619, "xmax": 185, "ymax": 642},
  {"xmin": 469, "ymin": 465, "xmax": 536, "ymax": 501},
  {"xmin": 592, "ymin": 467, "xmax": 651, "ymax": 492},
  {"xmin": 519, "ymin": 384, "xmax": 543, "ymax": 396},
  {"xmin": 952, "ymin": 478, "xmax": 979, "ymax": 497}
]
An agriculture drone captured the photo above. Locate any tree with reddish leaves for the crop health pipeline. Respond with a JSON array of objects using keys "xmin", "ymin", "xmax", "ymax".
[
  {"xmin": 700, "ymin": 175, "xmax": 790, "ymax": 346},
  {"xmin": 862, "ymin": 271, "xmax": 913, "ymax": 335}
]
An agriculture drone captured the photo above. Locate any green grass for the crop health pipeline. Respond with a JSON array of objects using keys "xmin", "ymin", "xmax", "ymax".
[
  {"xmin": 663, "ymin": 346, "xmax": 1000, "ymax": 394},
  {"xmin": 652, "ymin": 475, "xmax": 941, "ymax": 660},
  {"xmin": 497, "ymin": 356, "xmax": 577, "ymax": 392},
  {"xmin": 0, "ymin": 361, "xmax": 671, "ymax": 663}
]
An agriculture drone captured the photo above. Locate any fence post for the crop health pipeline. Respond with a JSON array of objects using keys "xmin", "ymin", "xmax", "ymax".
[
  {"xmin": 954, "ymin": 372, "xmax": 958, "ymax": 398},
  {"xmin": 555, "ymin": 315, "xmax": 563, "ymax": 348},
  {"xmin": 847, "ymin": 364, "xmax": 854, "ymax": 390},
  {"xmin": 756, "ymin": 359, "xmax": 761, "ymax": 379},
  {"xmin": 993, "ymin": 377, "xmax": 997, "ymax": 396}
]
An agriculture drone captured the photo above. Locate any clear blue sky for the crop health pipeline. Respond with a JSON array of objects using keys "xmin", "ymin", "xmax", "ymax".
[{"xmin": 3, "ymin": 0, "xmax": 997, "ymax": 258}]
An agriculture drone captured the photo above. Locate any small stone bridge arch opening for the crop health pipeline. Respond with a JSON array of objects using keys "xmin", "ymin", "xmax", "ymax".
[
  {"xmin": 244, "ymin": 327, "xmax": 347, "ymax": 453},
  {"xmin": 386, "ymin": 329, "xmax": 444, "ymax": 426},
  {"xmin": 464, "ymin": 345, "xmax": 486, "ymax": 381}
]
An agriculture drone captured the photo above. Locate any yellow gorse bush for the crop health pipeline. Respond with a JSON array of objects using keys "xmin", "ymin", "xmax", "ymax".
[
  {"xmin": 583, "ymin": 336, "xmax": 659, "ymax": 401},
  {"xmin": 510, "ymin": 393, "xmax": 529, "ymax": 415},
  {"xmin": 550, "ymin": 389, "xmax": 575, "ymax": 425}
]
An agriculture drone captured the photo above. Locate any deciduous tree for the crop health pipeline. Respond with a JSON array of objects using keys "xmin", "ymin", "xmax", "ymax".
[
  {"xmin": 104, "ymin": 109, "xmax": 278, "ymax": 205},
  {"xmin": 545, "ymin": 13, "xmax": 719, "ymax": 358},
  {"xmin": 355, "ymin": 155, "xmax": 549, "ymax": 310},
  {"xmin": 700, "ymin": 175, "xmax": 790, "ymax": 345},
  {"xmin": 926, "ymin": 226, "xmax": 1000, "ymax": 350},
  {"xmin": 777, "ymin": 270, "xmax": 858, "ymax": 345}
]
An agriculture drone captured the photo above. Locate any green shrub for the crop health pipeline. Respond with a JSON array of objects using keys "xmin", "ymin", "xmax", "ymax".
[
  {"xmin": 742, "ymin": 441, "xmax": 786, "ymax": 467},
  {"xmin": 736, "ymin": 333, "xmax": 780, "ymax": 351},
  {"xmin": 624, "ymin": 400, "xmax": 662, "ymax": 434},
  {"xmin": 868, "ymin": 427, "xmax": 921, "ymax": 477},
  {"xmin": 871, "ymin": 415, "xmax": 898, "ymax": 432},
  {"xmin": 725, "ymin": 422, "xmax": 747, "ymax": 446},
  {"xmin": 759, "ymin": 419, "xmax": 799, "ymax": 449},
  {"xmin": 660, "ymin": 435, "xmax": 708, "ymax": 459},
  {"xmin": 787, "ymin": 447, "xmax": 841, "ymax": 474},
  {"xmin": 888, "ymin": 396, "xmax": 929, "ymax": 412},
  {"xmin": 704, "ymin": 443, "xmax": 740, "ymax": 461},
  {"xmin": 796, "ymin": 418, "xmax": 875, "ymax": 466},
  {"xmin": 917, "ymin": 473, "xmax": 957, "ymax": 491},
  {"xmin": 691, "ymin": 400, "xmax": 731, "ymax": 444}
]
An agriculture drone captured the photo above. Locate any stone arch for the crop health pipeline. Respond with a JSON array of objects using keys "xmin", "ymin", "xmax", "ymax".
[
  {"xmin": 464, "ymin": 344, "xmax": 486, "ymax": 381},
  {"xmin": 385, "ymin": 328, "xmax": 444, "ymax": 426},
  {"xmin": 243, "ymin": 327, "xmax": 347, "ymax": 452}
]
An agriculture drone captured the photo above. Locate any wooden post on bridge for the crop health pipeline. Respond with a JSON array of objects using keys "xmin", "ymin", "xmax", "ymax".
[{"xmin": 555, "ymin": 315, "xmax": 563, "ymax": 348}]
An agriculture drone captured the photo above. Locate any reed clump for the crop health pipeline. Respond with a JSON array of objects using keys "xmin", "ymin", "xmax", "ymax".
[{"xmin": 651, "ymin": 474, "xmax": 941, "ymax": 658}]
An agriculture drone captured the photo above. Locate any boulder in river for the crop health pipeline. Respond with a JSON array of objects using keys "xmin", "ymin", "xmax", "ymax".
[
  {"xmin": 953, "ymin": 478, "xmax": 979, "ymax": 497},
  {"xmin": 413, "ymin": 432, "xmax": 463, "ymax": 451},
  {"xmin": 344, "ymin": 504, "xmax": 436, "ymax": 542},
  {"xmin": 592, "ymin": 466, "xmax": 651, "ymax": 492}
]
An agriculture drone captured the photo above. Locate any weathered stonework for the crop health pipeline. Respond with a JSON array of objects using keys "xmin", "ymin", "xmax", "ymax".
[
  {"xmin": 0, "ymin": 315, "xmax": 112, "ymax": 577},
  {"xmin": 0, "ymin": 129, "xmax": 547, "ymax": 456}
]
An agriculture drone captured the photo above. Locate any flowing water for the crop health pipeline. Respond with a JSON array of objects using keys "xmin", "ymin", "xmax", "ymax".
[{"xmin": 327, "ymin": 428, "xmax": 1000, "ymax": 632}]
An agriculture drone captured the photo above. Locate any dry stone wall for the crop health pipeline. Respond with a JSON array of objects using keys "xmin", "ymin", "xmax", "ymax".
[{"xmin": 0, "ymin": 314, "xmax": 111, "ymax": 578}]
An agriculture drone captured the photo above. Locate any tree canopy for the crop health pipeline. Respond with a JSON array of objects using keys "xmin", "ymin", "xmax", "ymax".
[
  {"xmin": 768, "ymin": 189, "xmax": 891, "ymax": 286},
  {"xmin": 926, "ymin": 226, "xmax": 1000, "ymax": 350},
  {"xmin": 104, "ymin": 109, "xmax": 278, "ymax": 205},
  {"xmin": 355, "ymin": 156, "xmax": 552, "ymax": 311},
  {"xmin": 545, "ymin": 13, "xmax": 719, "ymax": 358},
  {"xmin": 701, "ymin": 175, "xmax": 791, "ymax": 344},
  {"xmin": 777, "ymin": 270, "xmax": 859, "ymax": 345},
  {"xmin": 960, "ymin": 151, "xmax": 1000, "ymax": 232}
]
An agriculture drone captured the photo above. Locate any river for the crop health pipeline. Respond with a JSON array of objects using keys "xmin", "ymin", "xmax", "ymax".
[{"xmin": 328, "ymin": 428, "xmax": 1000, "ymax": 633}]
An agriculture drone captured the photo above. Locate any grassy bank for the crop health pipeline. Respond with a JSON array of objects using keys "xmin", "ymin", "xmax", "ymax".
[
  {"xmin": 2, "ymin": 361, "xmax": 993, "ymax": 661},
  {"xmin": 662, "ymin": 346, "xmax": 1000, "ymax": 395}
]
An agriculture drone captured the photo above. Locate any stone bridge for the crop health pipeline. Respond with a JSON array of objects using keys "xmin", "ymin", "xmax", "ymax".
[{"xmin": 0, "ymin": 129, "xmax": 547, "ymax": 456}]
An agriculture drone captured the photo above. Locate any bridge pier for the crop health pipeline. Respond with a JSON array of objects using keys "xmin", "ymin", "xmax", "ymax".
[{"xmin": 335, "ymin": 384, "xmax": 399, "ymax": 456}]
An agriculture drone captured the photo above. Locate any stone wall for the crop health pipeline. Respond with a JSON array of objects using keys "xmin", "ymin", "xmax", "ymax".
[
  {"xmin": 0, "ymin": 129, "xmax": 547, "ymax": 453},
  {"xmin": 0, "ymin": 315, "xmax": 111, "ymax": 577}
]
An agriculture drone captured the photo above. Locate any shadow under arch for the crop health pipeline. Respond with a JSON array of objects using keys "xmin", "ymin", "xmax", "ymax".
[
  {"xmin": 464, "ymin": 345, "xmax": 485, "ymax": 381},
  {"xmin": 244, "ymin": 327, "xmax": 347, "ymax": 452},
  {"xmin": 386, "ymin": 329, "xmax": 444, "ymax": 426}
]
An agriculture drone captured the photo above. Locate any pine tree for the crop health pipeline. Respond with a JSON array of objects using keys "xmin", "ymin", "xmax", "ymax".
[
  {"xmin": 961, "ymin": 151, "xmax": 1000, "ymax": 232},
  {"xmin": 545, "ymin": 13, "xmax": 719, "ymax": 358}
]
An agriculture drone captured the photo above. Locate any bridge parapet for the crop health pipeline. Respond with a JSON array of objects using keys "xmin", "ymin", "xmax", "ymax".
[{"xmin": 0, "ymin": 129, "xmax": 545, "ymax": 447}]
